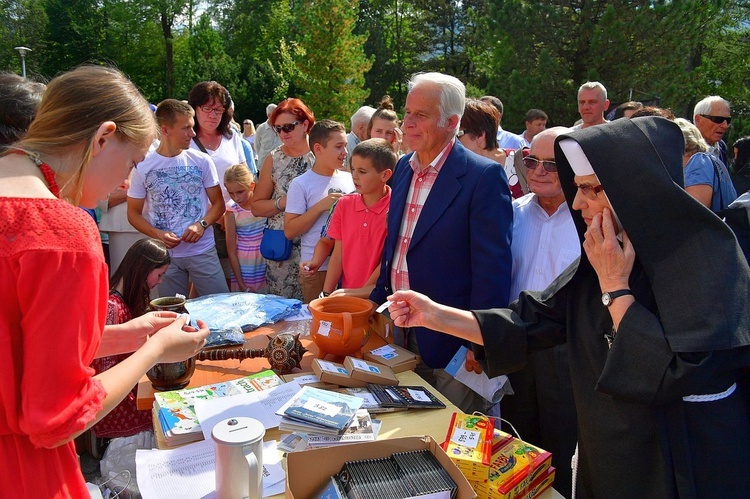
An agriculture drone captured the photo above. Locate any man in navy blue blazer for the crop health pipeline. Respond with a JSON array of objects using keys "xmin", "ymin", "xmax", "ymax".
[{"xmin": 370, "ymin": 72, "xmax": 513, "ymax": 412}]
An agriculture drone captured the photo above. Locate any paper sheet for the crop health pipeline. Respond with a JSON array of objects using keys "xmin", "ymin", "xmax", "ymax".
[
  {"xmin": 444, "ymin": 346, "xmax": 512, "ymax": 403},
  {"xmin": 136, "ymin": 440, "xmax": 285, "ymax": 498},
  {"xmin": 194, "ymin": 381, "xmax": 301, "ymax": 442}
]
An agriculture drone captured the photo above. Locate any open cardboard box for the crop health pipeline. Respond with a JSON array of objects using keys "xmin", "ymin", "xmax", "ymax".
[{"xmin": 285, "ymin": 435, "xmax": 476, "ymax": 498}]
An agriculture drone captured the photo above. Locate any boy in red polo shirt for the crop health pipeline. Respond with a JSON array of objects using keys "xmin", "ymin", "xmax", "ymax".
[{"xmin": 301, "ymin": 138, "xmax": 396, "ymax": 297}]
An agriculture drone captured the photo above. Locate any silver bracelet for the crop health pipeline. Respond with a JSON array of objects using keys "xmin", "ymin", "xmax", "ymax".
[{"xmin": 274, "ymin": 196, "xmax": 283, "ymax": 211}]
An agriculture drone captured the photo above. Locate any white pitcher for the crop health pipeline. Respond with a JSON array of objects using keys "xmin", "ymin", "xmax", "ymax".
[{"xmin": 212, "ymin": 417, "xmax": 265, "ymax": 499}]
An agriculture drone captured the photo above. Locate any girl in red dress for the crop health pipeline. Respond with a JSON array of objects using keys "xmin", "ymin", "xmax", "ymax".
[
  {"xmin": 92, "ymin": 238, "xmax": 171, "ymax": 439},
  {"xmin": 0, "ymin": 66, "xmax": 210, "ymax": 498}
]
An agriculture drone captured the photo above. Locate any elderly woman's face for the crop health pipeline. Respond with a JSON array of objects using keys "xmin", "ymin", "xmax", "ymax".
[
  {"xmin": 571, "ymin": 174, "xmax": 611, "ymax": 226},
  {"xmin": 274, "ymin": 112, "xmax": 308, "ymax": 146}
]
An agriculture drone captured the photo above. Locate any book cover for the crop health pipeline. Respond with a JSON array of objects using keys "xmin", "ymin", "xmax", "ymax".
[
  {"xmin": 306, "ymin": 409, "xmax": 377, "ymax": 446},
  {"xmin": 282, "ymin": 386, "xmax": 363, "ymax": 430},
  {"xmin": 154, "ymin": 370, "xmax": 283, "ymax": 444}
]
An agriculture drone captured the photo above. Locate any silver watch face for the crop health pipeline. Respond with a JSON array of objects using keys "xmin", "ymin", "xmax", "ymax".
[
  {"xmin": 602, "ymin": 293, "xmax": 612, "ymax": 306},
  {"xmin": 200, "ymin": 220, "xmax": 208, "ymax": 228}
]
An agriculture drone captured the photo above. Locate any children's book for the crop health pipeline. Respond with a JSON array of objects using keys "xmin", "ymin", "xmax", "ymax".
[{"xmin": 154, "ymin": 370, "xmax": 283, "ymax": 446}]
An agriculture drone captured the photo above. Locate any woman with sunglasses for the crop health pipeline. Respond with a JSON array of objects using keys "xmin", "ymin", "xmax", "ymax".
[
  {"xmin": 251, "ymin": 98, "xmax": 315, "ymax": 299},
  {"xmin": 386, "ymin": 117, "xmax": 750, "ymax": 497}
]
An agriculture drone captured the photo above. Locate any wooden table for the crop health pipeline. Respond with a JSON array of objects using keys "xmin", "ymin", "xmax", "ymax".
[{"xmin": 138, "ymin": 319, "xmax": 562, "ymax": 498}]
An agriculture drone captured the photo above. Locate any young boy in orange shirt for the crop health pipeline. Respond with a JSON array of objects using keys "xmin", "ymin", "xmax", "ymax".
[{"xmin": 301, "ymin": 138, "xmax": 396, "ymax": 298}]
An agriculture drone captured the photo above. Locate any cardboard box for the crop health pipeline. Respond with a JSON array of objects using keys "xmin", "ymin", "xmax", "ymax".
[
  {"xmin": 363, "ymin": 343, "xmax": 420, "ymax": 373},
  {"xmin": 344, "ymin": 356, "xmax": 399, "ymax": 385},
  {"xmin": 311, "ymin": 358, "xmax": 367, "ymax": 387},
  {"xmin": 285, "ymin": 435, "xmax": 477, "ymax": 498}
]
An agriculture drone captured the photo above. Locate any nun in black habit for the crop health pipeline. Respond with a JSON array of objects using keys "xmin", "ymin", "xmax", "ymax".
[{"xmin": 387, "ymin": 117, "xmax": 750, "ymax": 498}]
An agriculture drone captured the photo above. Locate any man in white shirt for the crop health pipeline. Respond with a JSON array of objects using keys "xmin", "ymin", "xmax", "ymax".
[
  {"xmin": 519, "ymin": 109, "xmax": 548, "ymax": 147},
  {"xmin": 346, "ymin": 105, "xmax": 375, "ymax": 169},
  {"xmin": 575, "ymin": 81, "xmax": 610, "ymax": 129},
  {"xmin": 127, "ymin": 99, "xmax": 228, "ymax": 297},
  {"xmin": 502, "ymin": 127, "xmax": 580, "ymax": 498},
  {"xmin": 481, "ymin": 95, "xmax": 525, "ymax": 150},
  {"xmin": 255, "ymin": 103, "xmax": 282, "ymax": 168}
]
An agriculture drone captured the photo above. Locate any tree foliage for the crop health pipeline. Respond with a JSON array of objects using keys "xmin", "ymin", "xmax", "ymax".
[{"xmin": 3, "ymin": 0, "xmax": 750, "ymax": 139}]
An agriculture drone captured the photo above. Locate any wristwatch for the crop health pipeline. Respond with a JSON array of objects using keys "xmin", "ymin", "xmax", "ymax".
[
  {"xmin": 199, "ymin": 219, "xmax": 209, "ymax": 229},
  {"xmin": 601, "ymin": 289, "xmax": 633, "ymax": 307}
]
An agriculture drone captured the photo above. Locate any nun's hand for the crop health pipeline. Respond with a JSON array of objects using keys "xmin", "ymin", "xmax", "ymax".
[{"xmin": 583, "ymin": 208, "xmax": 635, "ymax": 291}]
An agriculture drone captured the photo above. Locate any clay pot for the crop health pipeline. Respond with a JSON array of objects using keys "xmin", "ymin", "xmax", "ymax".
[
  {"xmin": 146, "ymin": 296, "xmax": 197, "ymax": 391},
  {"xmin": 308, "ymin": 296, "xmax": 373, "ymax": 359}
]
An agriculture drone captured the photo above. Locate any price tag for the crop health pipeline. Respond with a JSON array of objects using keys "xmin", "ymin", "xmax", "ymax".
[
  {"xmin": 407, "ymin": 388, "xmax": 431, "ymax": 402},
  {"xmin": 319, "ymin": 361, "xmax": 348, "ymax": 374},
  {"xmin": 369, "ymin": 345, "xmax": 397, "ymax": 359},
  {"xmin": 350, "ymin": 358, "xmax": 380, "ymax": 373},
  {"xmin": 317, "ymin": 320, "xmax": 332, "ymax": 337},
  {"xmin": 294, "ymin": 375, "xmax": 320, "ymax": 385},
  {"xmin": 450, "ymin": 428, "xmax": 481, "ymax": 449},
  {"xmin": 302, "ymin": 397, "xmax": 340, "ymax": 417}
]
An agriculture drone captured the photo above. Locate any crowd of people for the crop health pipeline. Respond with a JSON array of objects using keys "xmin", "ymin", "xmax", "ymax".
[{"xmin": 1, "ymin": 65, "xmax": 749, "ymax": 498}]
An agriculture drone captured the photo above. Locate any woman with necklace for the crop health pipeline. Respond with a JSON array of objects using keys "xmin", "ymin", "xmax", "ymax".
[
  {"xmin": 0, "ymin": 66, "xmax": 209, "ymax": 498},
  {"xmin": 251, "ymin": 98, "xmax": 316, "ymax": 300}
]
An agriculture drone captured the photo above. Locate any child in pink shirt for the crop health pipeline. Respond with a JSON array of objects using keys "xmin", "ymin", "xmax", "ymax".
[{"xmin": 301, "ymin": 139, "xmax": 396, "ymax": 298}]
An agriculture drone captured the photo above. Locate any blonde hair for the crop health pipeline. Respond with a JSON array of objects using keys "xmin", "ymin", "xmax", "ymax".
[
  {"xmin": 13, "ymin": 65, "xmax": 157, "ymax": 204},
  {"xmin": 224, "ymin": 163, "xmax": 256, "ymax": 187},
  {"xmin": 673, "ymin": 117, "xmax": 709, "ymax": 156}
]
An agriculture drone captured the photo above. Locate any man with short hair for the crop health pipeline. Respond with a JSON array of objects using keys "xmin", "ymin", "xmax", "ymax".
[
  {"xmin": 520, "ymin": 109, "xmax": 548, "ymax": 147},
  {"xmin": 575, "ymin": 81, "xmax": 609, "ymax": 128},
  {"xmin": 372, "ymin": 73, "xmax": 513, "ymax": 413},
  {"xmin": 693, "ymin": 95, "xmax": 731, "ymax": 166},
  {"xmin": 254, "ymin": 103, "xmax": 282, "ymax": 168},
  {"xmin": 501, "ymin": 127, "xmax": 580, "ymax": 498},
  {"xmin": 346, "ymin": 105, "xmax": 376, "ymax": 168},
  {"xmin": 481, "ymin": 95, "xmax": 525, "ymax": 150},
  {"xmin": 127, "ymin": 99, "xmax": 228, "ymax": 297}
]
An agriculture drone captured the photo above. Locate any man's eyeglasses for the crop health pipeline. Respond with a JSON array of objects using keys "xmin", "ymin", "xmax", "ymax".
[
  {"xmin": 700, "ymin": 114, "xmax": 732, "ymax": 125},
  {"xmin": 273, "ymin": 120, "xmax": 302, "ymax": 134},
  {"xmin": 199, "ymin": 105, "xmax": 225, "ymax": 115},
  {"xmin": 456, "ymin": 129, "xmax": 466, "ymax": 137},
  {"xmin": 523, "ymin": 156, "xmax": 557, "ymax": 173},
  {"xmin": 572, "ymin": 182, "xmax": 604, "ymax": 200}
]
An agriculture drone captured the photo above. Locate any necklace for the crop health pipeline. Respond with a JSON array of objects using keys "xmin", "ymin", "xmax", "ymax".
[{"xmin": 13, "ymin": 150, "xmax": 61, "ymax": 198}]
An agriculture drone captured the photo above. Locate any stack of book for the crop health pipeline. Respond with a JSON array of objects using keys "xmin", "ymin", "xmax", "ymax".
[
  {"xmin": 154, "ymin": 370, "xmax": 283, "ymax": 446},
  {"xmin": 277, "ymin": 386, "xmax": 369, "ymax": 444}
]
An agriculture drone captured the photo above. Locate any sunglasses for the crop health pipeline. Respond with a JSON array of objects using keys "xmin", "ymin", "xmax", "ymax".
[
  {"xmin": 700, "ymin": 114, "xmax": 732, "ymax": 125},
  {"xmin": 273, "ymin": 120, "xmax": 302, "ymax": 134},
  {"xmin": 523, "ymin": 156, "xmax": 557, "ymax": 172},
  {"xmin": 572, "ymin": 182, "xmax": 604, "ymax": 200},
  {"xmin": 199, "ymin": 105, "xmax": 225, "ymax": 115}
]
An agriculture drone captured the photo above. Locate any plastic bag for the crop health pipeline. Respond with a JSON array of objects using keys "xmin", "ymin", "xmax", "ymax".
[{"xmin": 99, "ymin": 430, "xmax": 156, "ymax": 498}]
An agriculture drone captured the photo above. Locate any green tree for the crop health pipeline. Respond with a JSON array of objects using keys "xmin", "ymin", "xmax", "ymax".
[
  {"xmin": 295, "ymin": 0, "xmax": 373, "ymax": 122},
  {"xmin": 0, "ymin": 0, "xmax": 48, "ymax": 77}
]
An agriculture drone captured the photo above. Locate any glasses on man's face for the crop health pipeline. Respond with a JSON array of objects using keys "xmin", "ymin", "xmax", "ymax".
[
  {"xmin": 273, "ymin": 120, "xmax": 302, "ymax": 134},
  {"xmin": 199, "ymin": 105, "xmax": 225, "ymax": 116},
  {"xmin": 456, "ymin": 129, "xmax": 466, "ymax": 137},
  {"xmin": 523, "ymin": 156, "xmax": 557, "ymax": 173},
  {"xmin": 700, "ymin": 114, "xmax": 732, "ymax": 125},
  {"xmin": 572, "ymin": 182, "xmax": 604, "ymax": 200}
]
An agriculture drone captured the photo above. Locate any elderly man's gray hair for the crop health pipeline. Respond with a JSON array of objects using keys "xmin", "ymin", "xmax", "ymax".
[
  {"xmin": 265, "ymin": 103, "xmax": 277, "ymax": 116},
  {"xmin": 350, "ymin": 106, "xmax": 376, "ymax": 128},
  {"xmin": 693, "ymin": 96, "xmax": 730, "ymax": 120},
  {"xmin": 408, "ymin": 72, "xmax": 465, "ymax": 131},
  {"xmin": 578, "ymin": 81, "xmax": 608, "ymax": 101}
]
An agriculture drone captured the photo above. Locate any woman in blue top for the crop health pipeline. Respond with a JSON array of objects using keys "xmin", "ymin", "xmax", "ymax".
[{"xmin": 674, "ymin": 117, "xmax": 737, "ymax": 211}]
